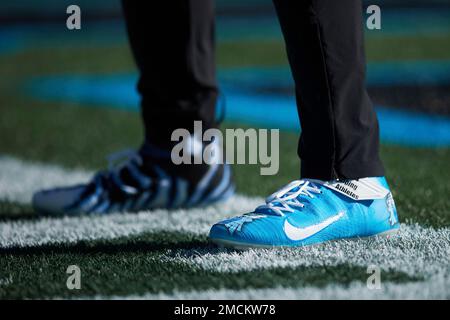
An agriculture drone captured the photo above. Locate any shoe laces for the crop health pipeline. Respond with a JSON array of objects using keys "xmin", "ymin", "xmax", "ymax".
[{"xmin": 256, "ymin": 180, "xmax": 322, "ymax": 216}]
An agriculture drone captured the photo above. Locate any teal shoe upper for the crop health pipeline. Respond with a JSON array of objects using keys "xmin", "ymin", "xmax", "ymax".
[{"xmin": 209, "ymin": 177, "xmax": 399, "ymax": 248}]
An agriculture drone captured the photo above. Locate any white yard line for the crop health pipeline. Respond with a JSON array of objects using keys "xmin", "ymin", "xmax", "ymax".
[
  {"xmin": 2, "ymin": 156, "xmax": 449, "ymax": 299},
  {"xmin": 98, "ymin": 275, "xmax": 450, "ymax": 300},
  {"xmin": 164, "ymin": 223, "xmax": 450, "ymax": 278},
  {"xmin": 0, "ymin": 156, "xmax": 92, "ymax": 204},
  {"xmin": 0, "ymin": 195, "xmax": 260, "ymax": 248},
  {"xmin": 0, "ymin": 156, "xmax": 260, "ymax": 248},
  {"xmin": 0, "ymin": 156, "xmax": 448, "ymax": 280}
]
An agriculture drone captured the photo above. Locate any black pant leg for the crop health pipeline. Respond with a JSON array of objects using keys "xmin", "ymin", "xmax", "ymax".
[
  {"xmin": 273, "ymin": 0, "xmax": 384, "ymax": 180},
  {"xmin": 122, "ymin": 0, "xmax": 217, "ymax": 147}
]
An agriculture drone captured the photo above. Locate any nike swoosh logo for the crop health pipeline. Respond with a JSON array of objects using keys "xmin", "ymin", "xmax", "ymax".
[{"xmin": 284, "ymin": 211, "xmax": 345, "ymax": 241}]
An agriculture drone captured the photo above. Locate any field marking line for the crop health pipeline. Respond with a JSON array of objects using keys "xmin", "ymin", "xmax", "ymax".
[
  {"xmin": 1, "ymin": 156, "xmax": 448, "ymax": 280},
  {"xmin": 0, "ymin": 155, "xmax": 260, "ymax": 248},
  {"xmin": 0, "ymin": 156, "xmax": 92, "ymax": 204},
  {"xmin": 1, "ymin": 155, "xmax": 449, "ymax": 299},
  {"xmin": 162, "ymin": 223, "xmax": 450, "ymax": 279},
  {"xmin": 89, "ymin": 274, "xmax": 450, "ymax": 300}
]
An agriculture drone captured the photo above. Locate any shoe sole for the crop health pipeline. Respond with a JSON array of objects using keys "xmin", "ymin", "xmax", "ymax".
[{"xmin": 209, "ymin": 227, "xmax": 400, "ymax": 250}]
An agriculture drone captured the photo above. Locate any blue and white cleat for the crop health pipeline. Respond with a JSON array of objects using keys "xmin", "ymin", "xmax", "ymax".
[
  {"xmin": 33, "ymin": 141, "xmax": 234, "ymax": 215},
  {"xmin": 209, "ymin": 177, "xmax": 399, "ymax": 249}
]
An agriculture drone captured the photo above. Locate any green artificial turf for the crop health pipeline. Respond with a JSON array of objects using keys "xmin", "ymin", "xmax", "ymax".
[
  {"xmin": 0, "ymin": 24, "xmax": 449, "ymax": 299},
  {"xmin": 0, "ymin": 230, "xmax": 420, "ymax": 299},
  {"xmin": 1, "ymin": 34, "xmax": 450, "ymax": 83}
]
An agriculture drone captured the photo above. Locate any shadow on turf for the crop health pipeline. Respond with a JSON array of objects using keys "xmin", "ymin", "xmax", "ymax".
[
  {"xmin": 0, "ymin": 230, "xmax": 237, "ymax": 256},
  {"xmin": 0, "ymin": 212, "xmax": 39, "ymax": 222},
  {"xmin": 0, "ymin": 204, "xmax": 247, "ymax": 256},
  {"xmin": 0, "ymin": 234, "xmax": 425, "ymax": 296}
]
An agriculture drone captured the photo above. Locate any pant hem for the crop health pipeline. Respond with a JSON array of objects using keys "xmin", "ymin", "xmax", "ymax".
[{"xmin": 301, "ymin": 158, "xmax": 385, "ymax": 181}]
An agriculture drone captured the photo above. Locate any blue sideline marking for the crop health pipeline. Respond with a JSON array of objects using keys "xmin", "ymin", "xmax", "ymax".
[{"xmin": 27, "ymin": 65, "xmax": 450, "ymax": 147}]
